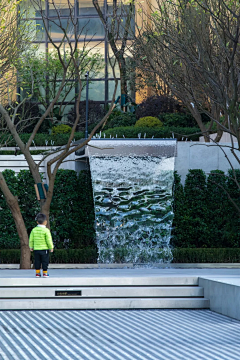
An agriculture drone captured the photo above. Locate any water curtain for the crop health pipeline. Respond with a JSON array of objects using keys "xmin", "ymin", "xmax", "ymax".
[{"xmin": 87, "ymin": 139, "xmax": 177, "ymax": 263}]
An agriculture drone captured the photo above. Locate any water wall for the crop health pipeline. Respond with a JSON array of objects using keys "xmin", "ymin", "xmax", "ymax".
[{"xmin": 87, "ymin": 139, "xmax": 177, "ymax": 263}]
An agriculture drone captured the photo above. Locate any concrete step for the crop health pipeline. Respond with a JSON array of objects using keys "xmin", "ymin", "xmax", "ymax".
[
  {"xmin": 0, "ymin": 286, "xmax": 204, "ymax": 298},
  {"xmin": 0, "ymin": 276, "xmax": 199, "ymax": 287},
  {"xmin": 0, "ymin": 297, "xmax": 210, "ymax": 310}
]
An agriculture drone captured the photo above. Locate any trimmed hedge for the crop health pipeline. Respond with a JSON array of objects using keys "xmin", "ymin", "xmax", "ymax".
[
  {"xmin": 102, "ymin": 126, "xmax": 201, "ymax": 141},
  {"xmin": 172, "ymin": 248, "xmax": 240, "ymax": 263},
  {"xmin": 2, "ymin": 248, "xmax": 240, "ymax": 264},
  {"xmin": 1, "ymin": 126, "xmax": 201, "ymax": 146},
  {"xmin": 1, "ymin": 132, "xmax": 84, "ymax": 147},
  {"xmin": 0, "ymin": 169, "xmax": 95, "ymax": 249},
  {"xmin": 171, "ymin": 169, "xmax": 240, "ymax": 248},
  {"xmin": 0, "ymin": 248, "xmax": 98, "ymax": 264}
]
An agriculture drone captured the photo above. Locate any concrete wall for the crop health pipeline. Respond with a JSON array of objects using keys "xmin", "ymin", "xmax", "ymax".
[
  {"xmin": 199, "ymin": 277, "xmax": 240, "ymax": 321},
  {"xmin": 175, "ymin": 142, "xmax": 240, "ymax": 183},
  {"xmin": 0, "ymin": 147, "xmax": 76, "ymax": 183}
]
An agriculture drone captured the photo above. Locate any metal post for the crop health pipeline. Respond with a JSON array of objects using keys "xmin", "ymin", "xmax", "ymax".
[{"xmin": 85, "ymin": 71, "xmax": 89, "ymax": 139}]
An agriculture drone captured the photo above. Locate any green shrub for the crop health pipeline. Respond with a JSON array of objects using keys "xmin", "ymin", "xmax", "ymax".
[
  {"xmin": 102, "ymin": 126, "xmax": 200, "ymax": 141},
  {"xmin": 135, "ymin": 116, "xmax": 163, "ymax": 128},
  {"xmin": 104, "ymin": 112, "xmax": 137, "ymax": 130},
  {"xmin": 159, "ymin": 113, "xmax": 197, "ymax": 128},
  {"xmin": 0, "ymin": 248, "xmax": 98, "ymax": 264},
  {"xmin": 0, "ymin": 132, "xmax": 84, "ymax": 147},
  {"xmin": 0, "ymin": 169, "xmax": 40, "ymax": 249},
  {"xmin": 172, "ymin": 248, "xmax": 240, "ymax": 263},
  {"xmin": 0, "ymin": 169, "xmax": 95, "ymax": 250},
  {"xmin": 171, "ymin": 169, "xmax": 240, "ymax": 249},
  {"xmin": 52, "ymin": 124, "xmax": 72, "ymax": 135},
  {"xmin": 50, "ymin": 170, "xmax": 95, "ymax": 249},
  {"xmin": 2, "ymin": 248, "xmax": 240, "ymax": 264},
  {"xmin": 50, "ymin": 247, "xmax": 98, "ymax": 263}
]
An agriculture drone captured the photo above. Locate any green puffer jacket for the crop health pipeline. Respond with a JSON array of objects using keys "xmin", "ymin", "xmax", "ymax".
[{"xmin": 29, "ymin": 226, "xmax": 54, "ymax": 250}]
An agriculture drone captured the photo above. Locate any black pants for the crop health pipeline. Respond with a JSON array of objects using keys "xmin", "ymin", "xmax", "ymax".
[{"xmin": 34, "ymin": 250, "xmax": 49, "ymax": 271}]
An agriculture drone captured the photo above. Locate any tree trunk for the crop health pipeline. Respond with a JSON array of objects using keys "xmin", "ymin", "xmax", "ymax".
[
  {"xmin": 119, "ymin": 56, "xmax": 128, "ymax": 96},
  {"xmin": 7, "ymin": 198, "xmax": 31, "ymax": 269},
  {"xmin": 0, "ymin": 173, "xmax": 31, "ymax": 269}
]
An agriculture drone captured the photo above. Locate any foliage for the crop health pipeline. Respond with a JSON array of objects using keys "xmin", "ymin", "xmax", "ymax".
[
  {"xmin": 16, "ymin": 49, "xmax": 104, "ymax": 120},
  {"xmin": 50, "ymin": 170, "xmax": 95, "ymax": 249},
  {"xmin": 0, "ymin": 247, "xmax": 98, "ymax": 264},
  {"xmin": 52, "ymin": 124, "xmax": 72, "ymax": 135},
  {"xmin": 0, "ymin": 169, "xmax": 95, "ymax": 250},
  {"xmin": 0, "ymin": 132, "xmax": 84, "ymax": 147},
  {"xmin": 159, "ymin": 113, "xmax": 198, "ymax": 128},
  {"xmin": 172, "ymin": 248, "xmax": 240, "ymax": 263},
  {"xmin": 1, "ymin": 126, "xmax": 203, "ymax": 146},
  {"xmin": 101, "ymin": 126, "xmax": 201, "ymax": 141},
  {"xmin": 171, "ymin": 169, "xmax": 240, "ymax": 248},
  {"xmin": 132, "ymin": 0, "xmax": 240, "ymax": 141},
  {"xmin": 2, "ymin": 247, "xmax": 240, "ymax": 264},
  {"xmin": 0, "ymin": 170, "xmax": 39, "ymax": 249},
  {"xmin": 104, "ymin": 112, "xmax": 137, "ymax": 130},
  {"xmin": 0, "ymin": 101, "xmax": 49, "ymax": 134},
  {"xmin": 67, "ymin": 100, "xmax": 106, "ymax": 132},
  {"xmin": 135, "ymin": 116, "xmax": 163, "ymax": 128},
  {"xmin": 135, "ymin": 96, "xmax": 184, "ymax": 120}
]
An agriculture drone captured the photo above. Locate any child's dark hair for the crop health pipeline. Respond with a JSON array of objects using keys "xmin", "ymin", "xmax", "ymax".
[{"xmin": 36, "ymin": 213, "xmax": 47, "ymax": 224}]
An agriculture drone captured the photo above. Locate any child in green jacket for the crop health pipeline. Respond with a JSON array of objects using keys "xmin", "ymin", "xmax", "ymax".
[{"xmin": 29, "ymin": 213, "xmax": 54, "ymax": 277}]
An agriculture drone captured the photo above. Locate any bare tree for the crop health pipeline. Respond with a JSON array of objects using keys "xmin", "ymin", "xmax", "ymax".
[
  {"xmin": 129, "ymin": 0, "xmax": 240, "ymax": 142},
  {"xmin": 0, "ymin": 0, "xmax": 118, "ymax": 268},
  {"xmin": 93, "ymin": 0, "xmax": 135, "ymax": 101}
]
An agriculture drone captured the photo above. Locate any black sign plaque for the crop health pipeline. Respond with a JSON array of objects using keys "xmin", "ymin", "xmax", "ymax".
[{"xmin": 55, "ymin": 290, "xmax": 82, "ymax": 296}]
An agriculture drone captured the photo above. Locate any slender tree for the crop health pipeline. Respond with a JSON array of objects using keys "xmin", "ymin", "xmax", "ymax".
[
  {"xmin": 130, "ymin": 0, "xmax": 240, "ymax": 142},
  {"xmin": 93, "ymin": 0, "xmax": 135, "ymax": 100},
  {"xmin": 0, "ymin": 0, "xmax": 119, "ymax": 268}
]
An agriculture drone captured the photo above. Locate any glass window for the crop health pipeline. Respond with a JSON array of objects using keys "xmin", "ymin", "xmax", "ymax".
[
  {"xmin": 21, "ymin": 19, "xmax": 45, "ymax": 41},
  {"xmin": 79, "ymin": 0, "xmax": 104, "ymax": 16},
  {"xmin": 108, "ymin": 80, "xmax": 120, "ymax": 100},
  {"xmin": 19, "ymin": 0, "xmax": 45, "ymax": 18},
  {"xmin": 48, "ymin": 0, "xmax": 74, "ymax": 17},
  {"xmin": 81, "ymin": 81, "xmax": 105, "ymax": 101},
  {"xmin": 49, "ymin": 81, "xmax": 76, "ymax": 102},
  {"xmin": 49, "ymin": 19, "xmax": 76, "ymax": 41},
  {"xmin": 36, "ymin": 20, "xmax": 46, "ymax": 41},
  {"xmin": 78, "ymin": 18, "xmax": 105, "ymax": 39},
  {"xmin": 78, "ymin": 41, "xmax": 105, "ymax": 79}
]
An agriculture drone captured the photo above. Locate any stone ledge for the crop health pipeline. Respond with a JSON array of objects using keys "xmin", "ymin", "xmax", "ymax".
[{"xmin": 1, "ymin": 263, "xmax": 240, "ymax": 269}]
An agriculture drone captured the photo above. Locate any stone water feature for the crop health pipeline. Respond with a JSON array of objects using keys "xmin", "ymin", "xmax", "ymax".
[{"xmin": 87, "ymin": 139, "xmax": 177, "ymax": 263}]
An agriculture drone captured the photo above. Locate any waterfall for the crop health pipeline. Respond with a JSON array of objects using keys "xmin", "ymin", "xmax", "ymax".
[{"xmin": 87, "ymin": 139, "xmax": 177, "ymax": 264}]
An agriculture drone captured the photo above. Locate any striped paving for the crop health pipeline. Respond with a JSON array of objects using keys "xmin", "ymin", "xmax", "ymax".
[{"xmin": 0, "ymin": 309, "xmax": 239, "ymax": 360}]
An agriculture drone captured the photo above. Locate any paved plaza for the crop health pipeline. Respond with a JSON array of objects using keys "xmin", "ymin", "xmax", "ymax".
[{"xmin": 0, "ymin": 309, "xmax": 239, "ymax": 360}]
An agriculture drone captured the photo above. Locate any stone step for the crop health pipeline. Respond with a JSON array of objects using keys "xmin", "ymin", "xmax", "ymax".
[
  {"xmin": 0, "ymin": 297, "xmax": 210, "ymax": 310},
  {"xmin": 0, "ymin": 286, "xmax": 204, "ymax": 298},
  {"xmin": 0, "ymin": 276, "xmax": 199, "ymax": 287}
]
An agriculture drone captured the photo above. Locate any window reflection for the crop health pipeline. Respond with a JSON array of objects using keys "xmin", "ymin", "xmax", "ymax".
[
  {"xmin": 79, "ymin": 0, "xmax": 104, "ymax": 16},
  {"xmin": 81, "ymin": 81, "xmax": 105, "ymax": 101},
  {"xmin": 78, "ymin": 18, "xmax": 105, "ymax": 39},
  {"xmin": 49, "ymin": 19, "xmax": 76, "ymax": 41},
  {"xmin": 49, "ymin": 0, "xmax": 74, "ymax": 17},
  {"xmin": 108, "ymin": 80, "xmax": 120, "ymax": 100},
  {"xmin": 19, "ymin": 0, "xmax": 45, "ymax": 18}
]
